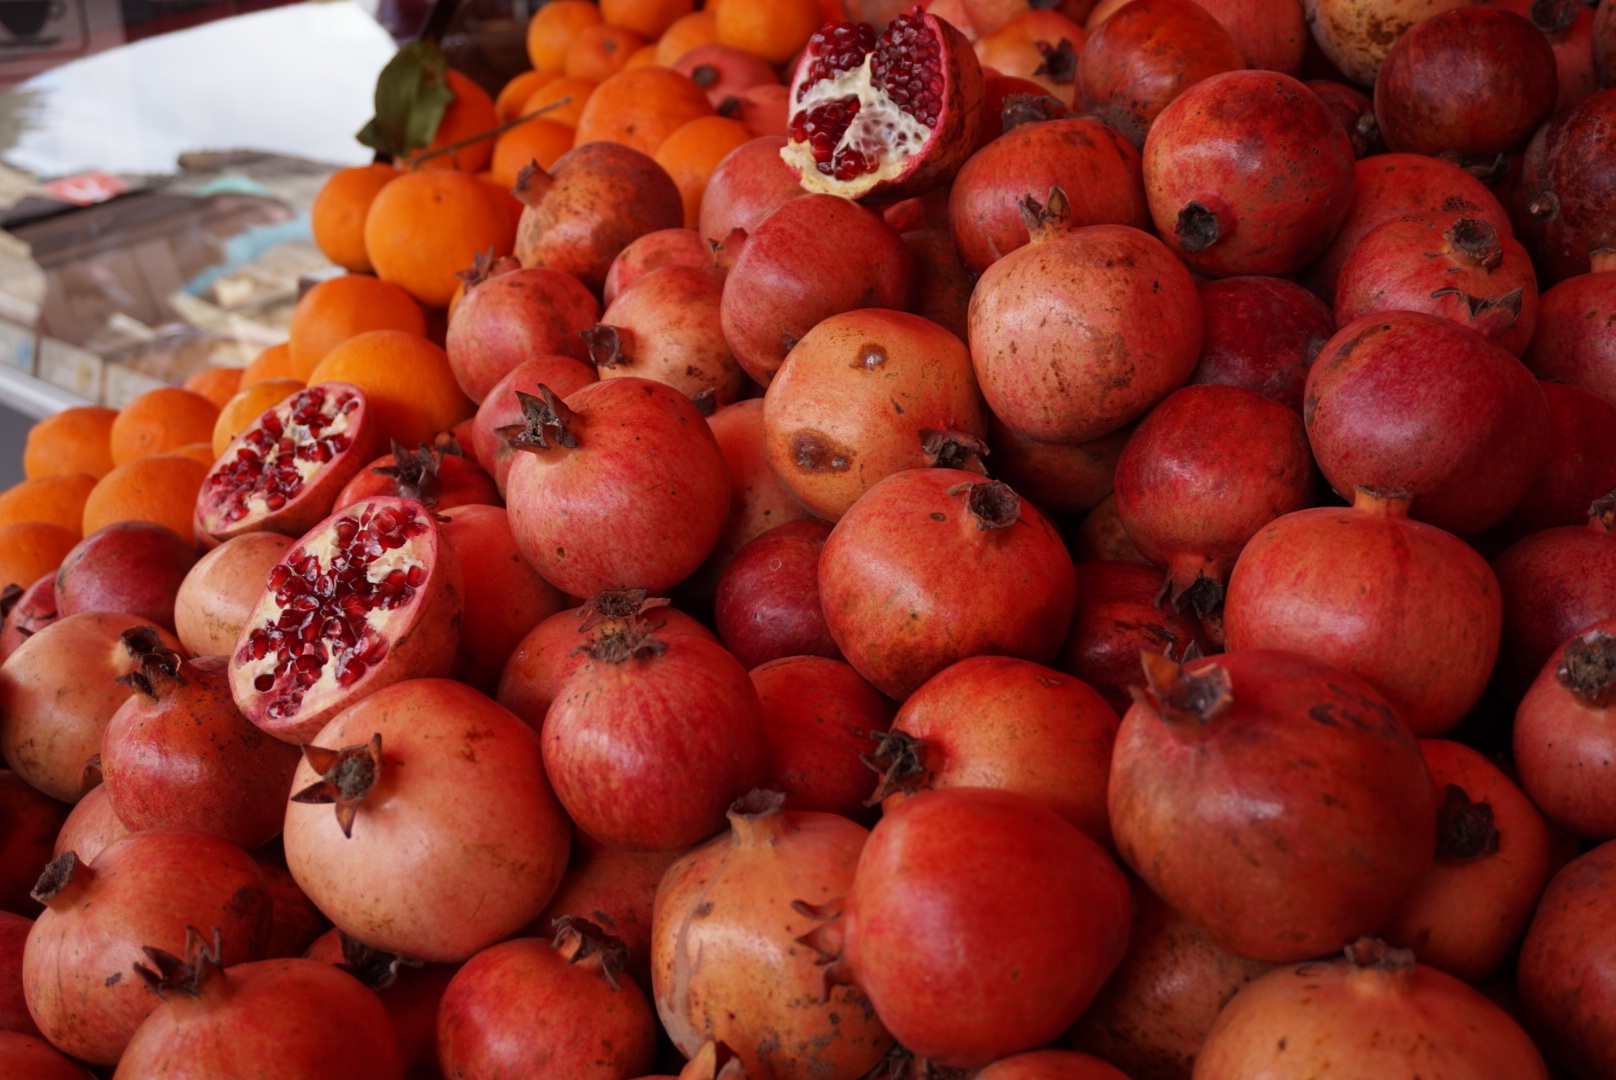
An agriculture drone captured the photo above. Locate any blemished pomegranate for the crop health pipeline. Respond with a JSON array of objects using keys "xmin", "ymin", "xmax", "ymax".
[
  {"xmin": 750, "ymin": 656, "xmax": 893, "ymax": 821},
  {"xmin": 227, "ymin": 496, "xmax": 463, "ymax": 746},
  {"xmin": 972, "ymin": 11, "xmax": 1085, "ymax": 105},
  {"xmin": 1142, "ymin": 70, "xmax": 1356, "ymax": 279},
  {"xmin": 500, "ymin": 377, "xmax": 730, "ymax": 597},
  {"xmin": 985, "ymin": 416, "xmax": 1130, "ymax": 519},
  {"xmin": 1301, "ymin": 0, "xmax": 1479, "ymax": 86},
  {"xmin": 1524, "ymin": 253, "xmax": 1616, "ymax": 405},
  {"xmin": 0, "ymin": 574, "xmax": 56, "ymax": 664},
  {"xmin": 22, "ymin": 829, "xmax": 272, "ymax": 1065},
  {"xmin": 725, "ymin": 83, "xmax": 791, "ymax": 139},
  {"xmin": 54, "ymin": 522, "xmax": 197, "ymax": 631},
  {"xmin": 715, "ymin": 519, "xmax": 841, "ymax": 671},
  {"xmin": 601, "ymin": 227, "xmax": 718, "ymax": 307},
  {"xmin": 697, "ymin": 136, "xmax": 805, "ymax": 244},
  {"xmin": 651, "ymin": 792, "xmax": 891, "ymax": 1080},
  {"xmin": 1307, "ymin": 79, "xmax": 1383, "ymax": 158},
  {"xmin": 1109, "ymin": 650, "xmax": 1438, "ymax": 963},
  {"xmin": 194, "ymin": 383, "xmax": 378, "ymax": 544},
  {"xmin": 282, "ymin": 678, "xmax": 570, "ymax": 963},
  {"xmin": 1512, "ymin": 88, "xmax": 1616, "ymax": 285},
  {"xmin": 587, "ymin": 264, "xmax": 747, "ymax": 405},
  {"xmin": 1186, "ymin": 276, "xmax": 1335, "ymax": 414},
  {"xmin": 172, "ymin": 532, "xmax": 293, "ymax": 658},
  {"xmin": 1516, "ymin": 840, "xmax": 1616, "ymax": 1078},
  {"xmin": 0, "ymin": 771, "xmax": 67, "ymax": 917},
  {"xmin": 469, "ymin": 353, "xmax": 598, "ymax": 497},
  {"xmin": 797, "ymin": 787, "xmax": 1131, "ymax": 1069},
  {"xmin": 780, "ymin": 11, "xmax": 984, "ymax": 202},
  {"xmin": 1514, "ymin": 618, "xmax": 1616, "ymax": 840},
  {"xmin": 333, "ymin": 441, "xmax": 501, "ymax": 514},
  {"xmin": 1195, "ymin": 939, "xmax": 1550, "ymax": 1078},
  {"xmin": 1056, "ymin": 560, "xmax": 1208, "ymax": 716}
]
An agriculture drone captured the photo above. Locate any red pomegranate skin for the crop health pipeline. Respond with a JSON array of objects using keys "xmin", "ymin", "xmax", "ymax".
[
  {"xmin": 1512, "ymin": 89, "xmax": 1616, "ymax": 284},
  {"xmin": 1489, "ymin": 0, "xmax": 1600, "ymax": 112},
  {"xmin": 1514, "ymin": 617, "xmax": 1616, "ymax": 840},
  {"xmin": 592, "ymin": 264, "xmax": 747, "ymax": 406},
  {"xmin": 1056, "ymin": 560, "xmax": 1208, "ymax": 716},
  {"xmin": 1492, "ymin": 508, "xmax": 1616, "ymax": 699},
  {"xmin": 1598, "ymin": 0, "xmax": 1615, "ymax": 88},
  {"xmin": 1524, "ymin": 260, "xmax": 1616, "ymax": 406},
  {"xmin": 901, "ymin": 228, "xmax": 975, "ymax": 344},
  {"xmin": 470, "ymin": 354, "xmax": 598, "ymax": 497},
  {"xmin": 602, "ymin": 227, "xmax": 717, "ymax": 308},
  {"xmin": 302, "ymin": 927, "xmax": 456, "ymax": 1079},
  {"xmin": 173, "ymin": 532, "xmax": 293, "ymax": 659},
  {"xmin": 986, "ymin": 415, "xmax": 1129, "ymax": 520},
  {"xmin": 0, "ymin": 771, "xmax": 68, "ymax": 917},
  {"xmin": 1306, "ymin": 79, "xmax": 1382, "ymax": 158},
  {"xmin": 751, "ymin": 655, "xmax": 893, "ymax": 822},
  {"xmin": 333, "ymin": 447, "xmax": 502, "ymax": 514},
  {"xmin": 715, "ymin": 519, "xmax": 839, "ymax": 671},
  {"xmin": 674, "ymin": 43, "xmax": 780, "ymax": 108},
  {"xmin": 253, "ymin": 857, "xmax": 328, "ymax": 961},
  {"xmin": 972, "ymin": 1049, "xmax": 1130, "ymax": 1080},
  {"xmin": 1142, "ymin": 70, "xmax": 1356, "ymax": 279},
  {"xmin": 0, "ymin": 575, "xmax": 56, "ymax": 664},
  {"xmin": 0, "ymin": 911, "xmax": 38, "ymax": 1036},
  {"xmin": 1186, "ymin": 276, "xmax": 1335, "ymax": 413},
  {"xmin": 1516, "ymin": 840, "xmax": 1616, "ymax": 1079},
  {"xmin": 697, "ymin": 136, "xmax": 805, "ymax": 244},
  {"xmin": 1303, "ymin": 311, "xmax": 1552, "ymax": 536},
  {"xmin": 51, "ymin": 785, "xmax": 128, "ymax": 865},
  {"xmin": 54, "ymin": 522, "xmax": 198, "ymax": 632},
  {"xmin": 948, "ymin": 117, "xmax": 1148, "ymax": 274},
  {"xmin": 1224, "ymin": 488, "xmax": 1503, "ymax": 736},
  {"xmin": 1073, "ymin": 495, "xmax": 1153, "ymax": 567},
  {"xmin": 1108, "ymin": 650, "xmax": 1439, "ymax": 963},
  {"xmin": 0, "ymin": 1032, "xmax": 92, "ymax": 1078},
  {"xmin": 1481, "ymin": 382, "xmax": 1616, "ymax": 550}
]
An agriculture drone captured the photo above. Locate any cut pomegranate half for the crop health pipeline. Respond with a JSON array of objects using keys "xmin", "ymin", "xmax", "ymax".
[
  {"xmin": 195, "ymin": 382, "xmax": 378, "ymax": 545},
  {"xmin": 228, "ymin": 496, "xmax": 463, "ymax": 745},
  {"xmin": 782, "ymin": 10, "xmax": 984, "ymax": 202}
]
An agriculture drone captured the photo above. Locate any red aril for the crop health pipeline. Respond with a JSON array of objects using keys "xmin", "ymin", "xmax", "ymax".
[
  {"xmin": 54, "ymin": 522, "xmax": 197, "ymax": 631},
  {"xmin": 697, "ymin": 136, "xmax": 805, "ymax": 245},
  {"xmin": 750, "ymin": 656, "xmax": 893, "ymax": 821},
  {"xmin": 0, "ymin": 574, "xmax": 56, "ymax": 664},
  {"xmin": 1523, "ymin": 253, "xmax": 1616, "ymax": 405},
  {"xmin": 587, "ymin": 264, "xmax": 746, "ymax": 404},
  {"xmin": 173, "ymin": 532, "xmax": 293, "ymax": 657},
  {"xmin": 1516, "ymin": 840, "xmax": 1616, "ymax": 1078},
  {"xmin": 1056, "ymin": 560, "xmax": 1208, "ymax": 716},
  {"xmin": 602, "ymin": 227, "xmax": 718, "ymax": 307},
  {"xmin": 532, "ymin": 837, "xmax": 687, "ymax": 992},
  {"xmin": 470, "ymin": 353, "xmax": 597, "ymax": 497},
  {"xmin": 1514, "ymin": 618, "xmax": 1616, "ymax": 840},
  {"xmin": 0, "ymin": 772, "xmax": 67, "ymax": 917},
  {"xmin": 985, "ymin": 416, "xmax": 1130, "ymax": 519},
  {"xmin": 1187, "ymin": 276, "xmax": 1335, "ymax": 413},
  {"xmin": 333, "ymin": 441, "xmax": 501, "ymax": 514},
  {"xmin": 1511, "ymin": 89, "xmax": 1616, "ymax": 285},
  {"xmin": 715, "ymin": 519, "xmax": 840, "ymax": 670}
]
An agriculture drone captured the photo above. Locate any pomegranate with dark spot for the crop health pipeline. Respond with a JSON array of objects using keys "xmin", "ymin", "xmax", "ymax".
[
  {"xmin": 1511, "ymin": 88, "xmax": 1616, "ymax": 284},
  {"xmin": 1056, "ymin": 560, "xmax": 1208, "ymax": 716},
  {"xmin": 587, "ymin": 264, "xmax": 747, "ymax": 405}
]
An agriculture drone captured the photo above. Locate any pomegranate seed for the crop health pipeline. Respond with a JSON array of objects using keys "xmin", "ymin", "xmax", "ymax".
[{"xmin": 254, "ymin": 674, "xmax": 274, "ymax": 692}]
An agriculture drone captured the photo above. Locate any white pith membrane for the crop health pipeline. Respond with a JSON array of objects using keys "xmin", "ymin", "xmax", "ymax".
[
  {"xmin": 201, "ymin": 385, "xmax": 361, "ymax": 528},
  {"xmin": 782, "ymin": 51, "xmax": 935, "ymax": 196}
]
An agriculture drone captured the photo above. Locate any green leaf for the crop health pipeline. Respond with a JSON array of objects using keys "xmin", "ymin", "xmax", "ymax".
[{"xmin": 355, "ymin": 41, "xmax": 455, "ymax": 158}]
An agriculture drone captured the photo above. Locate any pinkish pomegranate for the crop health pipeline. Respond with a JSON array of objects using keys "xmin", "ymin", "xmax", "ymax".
[
  {"xmin": 973, "ymin": 11, "xmax": 1086, "ymax": 105},
  {"xmin": 697, "ymin": 136, "xmax": 805, "ymax": 244},
  {"xmin": 968, "ymin": 202, "xmax": 1202, "ymax": 444},
  {"xmin": 0, "ymin": 612, "xmax": 185, "ymax": 803},
  {"xmin": 0, "ymin": 1032, "xmax": 92, "ymax": 1077},
  {"xmin": 173, "ymin": 532, "xmax": 293, "ymax": 658},
  {"xmin": 1076, "ymin": 0, "xmax": 1246, "ymax": 148},
  {"xmin": 1307, "ymin": 79, "xmax": 1383, "ymax": 158},
  {"xmin": 228, "ymin": 496, "xmax": 464, "ymax": 745},
  {"xmin": 750, "ymin": 656, "xmax": 893, "ymax": 821},
  {"xmin": 672, "ymin": 42, "xmax": 780, "ymax": 107},
  {"xmin": 1113, "ymin": 384, "xmax": 1315, "ymax": 616},
  {"xmin": 302, "ymin": 929, "xmax": 458, "ymax": 1080},
  {"xmin": 716, "ymin": 520, "xmax": 840, "ymax": 671},
  {"xmin": 587, "ymin": 265, "xmax": 747, "ymax": 404},
  {"xmin": 470, "ymin": 353, "xmax": 598, "ymax": 496},
  {"xmin": 51, "ymin": 785, "xmax": 128, "ymax": 865},
  {"xmin": 194, "ymin": 383, "xmax": 379, "ymax": 545},
  {"xmin": 101, "ymin": 638, "xmax": 300, "ymax": 849},
  {"xmin": 1303, "ymin": 311, "xmax": 1552, "ymax": 536},
  {"xmin": 54, "ymin": 522, "xmax": 197, "ymax": 631},
  {"xmin": 334, "ymin": 441, "xmax": 501, "ymax": 514},
  {"xmin": 0, "ymin": 910, "xmax": 39, "ymax": 1035},
  {"xmin": 1489, "ymin": 0, "xmax": 1599, "ymax": 111},
  {"xmin": 1143, "ymin": 70, "xmax": 1357, "ymax": 278},
  {"xmin": 1511, "ymin": 89, "xmax": 1616, "ymax": 284},
  {"xmin": 819, "ymin": 470, "xmax": 1078, "ymax": 700},
  {"xmin": 900, "ymin": 227, "xmax": 975, "ymax": 343},
  {"xmin": 781, "ymin": 12, "xmax": 984, "ymax": 202},
  {"xmin": 1524, "ymin": 254, "xmax": 1616, "ymax": 404},
  {"xmin": 986, "ymin": 416, "xmax": 1129, "ymax": 520},
  {"xmin": 0, "ymin": 575, "xmax": 56, "ymax": 663},
  {"xmin": 444, "ymin": 261, "xmax": 599, "ymax": 403},
  {"xmin": 602, "ymin": 227, "xmax": 718, "ymax": 307},
  {"xmin": 283, "ymin": 678, "xmax": 571, "ymax": 962},
  {"xmin": 1516, "ymin": 840, "xmax": 1616, "ymax": 1078},
  {"xmin": 514, "ymin": 142, "xmax": 685, "ymax": 293},
  {"xmin": 719, "ymin": 194, "xmax": 913, "ymax": 385},
  {"xmin": 1188, "ymin": 0, "xmax": 1307, "ymax": 73},
  {"xmin": 533, "ymin": 837, "xmax": 687, "ymax": 992},
  {"xmin": 1514, "ymin": 619, "xmax": 1616, "ymax": 840},
  {"xmin": 501, "ymin": 378, "xmax": 730, "ymax": 597},
  {"xmin": 1302, "ymin": 0, "xmax": 1481, "ymax": 87},
  {"xmin": 1187, "ymin": 276, "xmax": 1335, "ymax": 412},
  {"xmin": 1056, "ymin": 560, "xmax": 1208, "ymax": 716},
  {"xmin": 0, "ymin": 771, "xmax": 67, "ymax": 917},
  {"xmin": 720, "ymin": 83, "xmax": 791, "ymax": 138},
  {"xmin": 1482, "ymin": 381, "xmax": 1616, "ymax": 550}
]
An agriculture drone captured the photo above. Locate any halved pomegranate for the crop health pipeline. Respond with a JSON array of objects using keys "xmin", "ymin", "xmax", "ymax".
[
  {"xmin": 228, "ymin": 496, "xmax": 463, "ymax": 745},
  {"xmin": 194, "ymin": 383, "xmax": 378, "ymax": 546},
  {"xmin": 781, "ymin": 11, "xmax": 984, "ymax": 202}
]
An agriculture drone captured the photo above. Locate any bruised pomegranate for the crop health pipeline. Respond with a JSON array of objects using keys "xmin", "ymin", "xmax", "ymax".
[
  {"xmin": 1515, "ymin": 620, "xmax": 1616, "ymax": 840},
  {"xmin": 1512, "ymin": 89, "xmax": 1616, "ymax": 284},
  {"xmin": 1516, "ymin": 840, "xmax": 1616, "ymax": 1078},
  {"xmin": 444, "ymin": 260, "xmax": 599, "ymax": 404},
  {"xmin": 228, "ymin": 496, "xmax": 464, "ymax": 745},
  {"xmin": 173, "ymin": 532, "xmax": 293, "ymax": 657},
  {"xmin": 470, "ymin": 353, "xmax": 597, "ymax": 496},
  {"xmin": 1187, "ymin": 276, "xmax": 1335, "ymax": 412},
  {"xmin": 1302, "ymin": 0, "xmax": 1480, "ymax": 86},
  {"xmin": 985, "ymin": 416, "xmax": 1129, "ymax": 519},
  {"xmin": 697, "ymin": 136, "xmax": 805, "ymax": 244},
  {"xmin": 194, "ymin": 383, "xmax": 378, "ymax": 544},
  {"xmin": 716, "ymin": 519, "xmax": 840, "ymax": 670},
  {"xmin": 1524, "ymin": 254, "xmax": 1616, "ymax": 405},
  {"xmin": 602, "ymin": 227, "xmax": 718, "ymax": 307},
  {"xmin": 0, "ymin": 771, "xmax": 67, "ymax": 917},
  {"xmin": 533, "ymin": 837, "xmax": 687, "ymax": 992},
  {"xmin": 0, "ymin": 575, "xmax": 56, "ymax": 663},
  {"xmin": 54, "ymin": 522, "xmax": 197, "ymax": 631},
  {"xmin": 587, "ymin": 264, "xmax": 747, "ymax": 404},
  {"xmin": 750, "ymin": 656, "xmax": 893, "ymax": 821},
  {"xmin": 333, "ymin": 442, "xmax": 501, "ymax": 514},
  {"xmin": 1056, "ymin": 560, "xmax": 1208, "ymax": 716},
  {"xmin": 781, "ymin": 12, "xmax": 984, "ymax": 202}
]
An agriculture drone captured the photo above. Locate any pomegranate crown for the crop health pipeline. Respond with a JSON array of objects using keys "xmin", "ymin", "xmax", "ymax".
[
  {"xmin": 133, "ymin": 925, "xmax": 224, "ymax": 1000},
  {"xmin": 551, "ymin": 915, "xmax": 630, "ymax": 991},
  {"xmin": 290, "ymin": 732, "xmax": 384, "ymax": 838},
  {"xmin": 337, "ymin": 931, "xmax": 425, "ymax": 991},
  {"xmin": 115, "ymin": 625, "xmax": 186, "ymax": 699},
  {"xmin": 497, "ymin": 384, "xmax": 581, "ymax": 454},
  {"xmin": 1129, "ymin": 651, "xmax": 1233, "ymax": 726},
  {"xmin": 371, "ymin": 440, "xmax": 445, "ymax": 506},
  {"xmin": 861, "ymin": 729, "xmax": 928, "ymax": 805},
  {"xmin": 1556, "ymin": 629, "xmax": 1616, "ymax": 707}
]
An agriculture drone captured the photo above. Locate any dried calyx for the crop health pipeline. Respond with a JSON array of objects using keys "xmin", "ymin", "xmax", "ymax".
[
  {"xmin": 497, "ymin": 385, "xmax": 581, "ymax": 453},
  {"xmin": 337, "ymin": 931, "xmax": 425, "ymax": 991},
  {"xmin": 1160, "ymin": 572, "xmax": 1225, "ymax": 620},
  {"xmin": 948, "ymin": 480, "xmax": 1021, "ymax": 530},
  {"xmin": 860, "ymin": 730, "xmax": 927, "ymax": 805},
  {"xmin": 1032, "ymin": 38, "xmax": 1077, "ymax": 84},
  {"xmin": 1444, "ymin": 218, "xmax": 1505, "ymax": 270},
  {"xmin": 1344, "ymin": 936, "xmax": 1415, "ymax": 973},
  {"xmin": 580, "ymin": 616, "xmax": 668, "ymax": 665},
  {"xmin": 116, "ymin": 625, "xmax": 186, "ymax": 699},
  {"xmin": 290, "ymin": 733, "xmax": 384, "ymax": 838},
  {"xmin": 1001, "ymin": 93, "xmax": 1068, "ymax": 132},
  {"xmin": 1592, "ymin": 491, "xmax": 1616, "ymax": 532},
  {"xmin": 372, "ymin": 441, "xmax": 446, "ymax": 506},
  {"xmin": 551, "ymin": 915, "xmax": 630, "ymax": 991},
  {"xmin": 455, "ymin": 248, "xmax": 520, "ymax": 290},
  {"xmin": 0, "ymin": 583, "xmax": 22, "ymax": 619},
  {"xmin": 1018, "ymin": 185, "xmax": 1071, "ymax": 241},
  {"xmin": 1434, "ymin": 784, "xmax": 1500, "ymax": 864},
  {"xmin": 920, "ymin": 429, "xmax": 989, "ymax": 473},
  {"xmin": 1556, "ymin": 630, "xmax": 1616, "ymax": 707},
  {"xmin": 728, "ymin": 788, "xmax": 786, "ymax": 819},
  {"xmin": 580, "ymin": 325, "xmax": 627, "ymax": 369},
  {"xmin": 30, "ymin": 850, "xmax": 83, "ymax": 905},
  {"xmin": 577, "ymin": 589, "xmax": 671, "ymax": 633},
  {"xmin": 1131, "ymin": 651, "xmax": 1234, "ymax": 727},
  {"xmin": 134, "ymin": 926, "xmax": 224, "ymax": 1000},
  {"xmin": 1175, "ymin": 202, "xmax": 1221, "ymax": 253}
]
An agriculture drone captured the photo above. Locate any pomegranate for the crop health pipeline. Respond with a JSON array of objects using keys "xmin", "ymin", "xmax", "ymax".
[
  {"xmin": 0, "ymin": 1032, "xmax": 92, "ymax": 1078},
  {"xmin": 437, "ymin": 919, "xmax": 657, "ymax": 1080},
  {"xmin": 900, "ymin": 227, "xmax": 975, "ymax": 344},
  {"xmin": 0, "ymin": 910, "xmax": 39, "ymax": 1035},
  {"xmin": 543, "ymin": 613, "xmax": 766, "ymax": 851},
  {"xmin": 1489, "ymin": 0, "xmax": 1599, "ymax": 111},
  {"xmin": 1514, "ymin": 619, "xmax": 1616, "ymax": 839},
  {"xmin": 974, "ymin": 1050, "xmax": 1130, "ymax": 1080},
  {"xmin": 1109, "ymin": 650, "xmax": 1438, "ymax": 962},
  {"xmin": 1302, "ymin": 0, "xmax": 1481, "ymax": 86},
  {"xmin": 253, "ymin": 855, "xmax": 329, "ymax": 961},
  {"xmin": 1056, "ymin": 560, "xmax": 1207, "ymax": 716},
  {"xmin": 440, "ymin": 258, "xmax": 597, "ymax": 405},
  {"xmin": 819, "ymin": 470, "xmax": 1078, "ymax": 700},
  {"xmin": 1113, "ymin": 384, "xmax": 1315, "ymax": 616},
  {"xmin": 723, "ymin": 83, "xmax": 790, "ymax": 139},
  {"xmin": 697, "ymin": 136, "xmax": 805, "ymax": 244},
  {"xmin": 1307, "ymin": 79, "xmax": 1383, "ymax": 158},
  {"xmin": 947, "ymin": 117, "xmax": 1148, "ymax": 275},
  {"xmin": 719, "ymin": 194, "xmax": 913, "ymax": 385},
  {"xmin": 652, "ymin": 792, "xmax": 891, "ymax": 1080},
  {"xmin": 228, "ymin": 497, "xmax": 463, "ymax": 745},
  {"xmin": 1482, "ymin": 381, "xmax": 1616, "ymax": 549},
  {"xmin": 763, "ymin": 309, "xmax": 987, "ymax": 521},
  {"xmin": 797, "ymin": 787, "xmax": 1131, "ymax": 1069},
  {"xmin": 1525, "ymin": 254, "xmax": 1616, "ymax": 405},
  {"xmin": 1335, "ymin": 215, "xmax": 1539, "ymax": 356},
  {"xmin": 1143, "ymin": 71, "xmax": 1357, "ymax": 279},
  {"xmin": 968, "ymin": 199, "xmax": 1202, "ymax": 444},
  {"xmin": 22, "ymin": 829, "xmax": 272, "ymax": 1064},
  {"xmin": 194, "ymin": 383, "xmax": 379, "ymax": 544},
  {"xmin": 172, "ymin": 532, "xmax": 293, "ymax": 657},
  {"xmin": 0, "ymin": 771, "xmax": 67, "ymax": 916},
  {"xmin": 673, "ymin": 42, "xmax": 780, "ymax": 107},
  {"xmin": 470, "ymin": 353, "xmax": 598, "ymax": 496},
  {"xmin": 715, "ymin": 519, "xmax": 840, "ymax": 670},
  {"xmin": 602, "ymin": 227, "xmax": 719, "ymax": 307},
  {"xmin": 0, "ymin": 612, "xmax": 185, "ymax": 803},
  {"xmin": 437, "ymin": 503, "xmax": 567, "ymax": 695},
  {"xmin": 1516, "ymin": 840, "xmax": 1616, "ymax": 1078},
  {"xmin": 0, "ymin": 574, "xmax": 56, "ymax": 663},
  {"xmin": 1075, "ymin": 0, "xmax": 1246, "ymax": 149},
  {"xmin": 54, "ymin": 522, "xmax": 197, "ymax": 631},
  {"xmin": 587, "ymin": 264, "xmax": 747, "ymax": 404},
  {"xmin": 750, "ymin": 656, "xmax": 893, "ymax": 821},
  {"xmin": 501, "ymin": 377, "xmax": 730, "ymax": 597},
  {"xmin": 513, "ymin": 142, "xmax": 685, "ymax": 293},
  {"xmin": 1224, "ymin": 487, "xmax": 1503, "ymax": 736},
  {"xmin": 101, "ymin": 635, "xmax": 301, "ymax": 849},
  {"xmin": 333, "ymin": 441, "xmax": 501, "ymax": 514},
  {"xmin": 533, "ymin": 837, "xmax": 687, "ymax": 992},
  {"xmin": 780, "ymin": 12, "xmax": 984, "ymax": 202},
  {"xmin": 1303, "ymin": 311, "xmax": 1551, "ymax": 536},
  {"xmin": 976, "ymin": 72, "xmax": 1072, "ymax": 147},
  {"xmin": 302, "ymin": 929, "xmax": 456, "ymax": 1079},
  {"xmin": 1195, "ymin": 939, "xmax": 1549, "ymax": 1078},
  {"xmin": 986, "ymin": 416, "xmax": 1129, "ymax": 519},
  {"xmin": 973, "ymin": 11, "xmax": 1086, "ymax": 105},
  {"xmin": 1074, "ymin": 494, "xmax": 1152, "ymax": 566},
  {"xmin": 1187, "ymin": 276, "xmax": 1335, "ymax": 413},
  {"xmin": 1512, "ymin": 88, "xmax": 1616, "ymax": 284},
  {"xmin": 51, "ymin": 784, "xmax": 128, "ymax": 864}
]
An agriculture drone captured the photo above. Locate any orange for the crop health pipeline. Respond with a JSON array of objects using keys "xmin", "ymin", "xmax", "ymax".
[
  {"xmin": 602, "ymin": 0, "xmax": 695, "ymax": 38},
  {"xmin": 288, "ymin": 274, "xmax": 427, "ymax": 380},
  {"xmin": 655, "ymin": 10, "xmax": 719, "ymax": 65},
  {"xmin": 623, "ymin": 44, "xmax": 659, "ymax": 69},
  {"xmin": 213, "ymin": 378, "xmax": 305, "ymax": 457},
  {"xmin": 364, "ymin": 170, "xmax": 515, "ymax": 309},
  {"xmin": 523, "ymin": 76, "xmax": 597, "ymax": 129},
  {"xmin": 168, "ymin": 443, "xmax": 218, "ymax": 467},
  {"xmin": 401, "ymin": 69, "xmax": 500, "ymax": 173},
  {"xmin": 527, "ymin": 0, "xmax": 603, "ymax": 72},
  {"xmin": 491, "ymin": 118, "xmax": 575, "ymax": 189},
  {"xmin": 306, "ymin": 330, "xmax": 473, "ymax": 449},
  {"xmin": 82, "ymin": 455, "xmax": 209, "ymax": 539},
  {"xmin": 0, "ymin": 522, "xmax": 79, "ymax": 589},
  {"xmin": 563, "ymin": 23, "xmax": 645, "ymax": 83},
  {"xmin": 23, "ymin": 406, "xmax": 118, "ymax": 481},
  {"xmin": 109, "ymin": 387, "xmax": 221, "ymax": 466},
  {"xmin": 495, "ymin": 69, "xmax": 560, "ymax": 123},
  {"xmin": 715, "ymin": 0, "xmax": 821, "ymax": 64},
  {"xmin": 240, "ymin": 342, "xmax": 299, "ymax": 387},
  {"xmin": 311, "ymin": 163, "xmax": 400, "ymax": 273},
  {"xmin": 0, "ymin": 474, "xmax": 98, "ymax": 536},
  {"xmin": 574, "ymin": 67, "xmax": 714, "ymax": 157},
  {"xmin": 182, "ymin": 366, "xmax": 244, "ymax": 409},
  {"xmin": 654, "ymin": 115, "xmax": 755, "ymax": 228}
]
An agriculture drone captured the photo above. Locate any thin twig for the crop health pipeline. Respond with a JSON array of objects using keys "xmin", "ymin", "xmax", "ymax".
[{"xmin": 408, "ymin": 95, "xmax": 574, "ymax": 168}]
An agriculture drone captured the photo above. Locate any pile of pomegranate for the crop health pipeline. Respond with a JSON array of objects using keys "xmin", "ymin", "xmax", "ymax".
[{"xmin": 4, "ymin": 0, "xmax": 1616, "ymax": 1076}]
